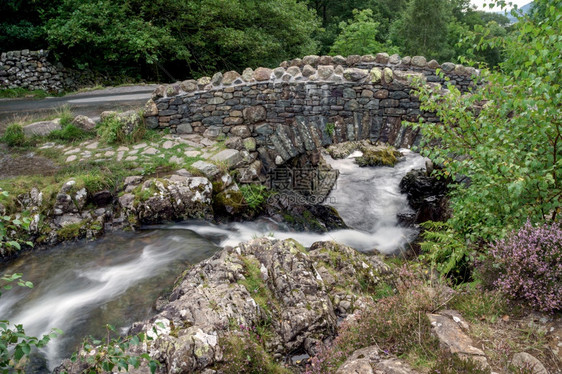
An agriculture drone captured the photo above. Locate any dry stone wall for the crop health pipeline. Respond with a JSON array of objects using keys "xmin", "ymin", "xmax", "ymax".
[
  {"xmin": 0, "ymin": 49, "xmax": 98, "ymax": 92},
  {"xmin": 144, "ymin": 53, "xmax": 480, "ymax": 169}
]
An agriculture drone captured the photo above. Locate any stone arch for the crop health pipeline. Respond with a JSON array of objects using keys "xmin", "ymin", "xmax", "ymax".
[{"xmin": 143, "ymin": 53, "xmax": 479, "ymax": 170}]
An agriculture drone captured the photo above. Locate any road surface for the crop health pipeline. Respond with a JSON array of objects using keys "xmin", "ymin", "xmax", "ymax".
[{"xmin": 0, "ymin": 84, "xmax": 158, "ymax": 130}]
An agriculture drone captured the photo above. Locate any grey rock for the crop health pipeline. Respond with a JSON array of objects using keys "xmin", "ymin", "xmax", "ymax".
[
  {"xmin": 343, "ymin": 68, "xmax": 368, "ymax": 81},
  {"xmin": 427, "ymin": 59, "xmax": 440, "ymax": 69},
  {"xmin": 317, "ymin": 65, "xmax": 334, "ymax": 80},
  {"xmin": 243, "ymin": 105, "xmax": 266, "ymax": 123},
  {"xmin": 441, "ymin": 62, "xmax": 455, "ymax": 72},
  {"xmin": 128, "ymin": 174, "xmax": 213, "ymax": 224},
  {"xmin": 72, "ymin": 115, "xmax": 96, "ymax": 131},
  {"xmin": 230, "ymin": 125, "xmax": 251, "ymax": 138},
  {"xmin": 375, "ymin": 52, "xmax": 390, "ymax": 64},
  {"xmin": 176, "ymin": 122, "xmax": 193, "ymax": 134},
  {"xmin": 23, "ymin": 120, "xmax": 61, "ymax": 137},
  {"xmin": 191, "ymin": 161, "xmax": 221, "ymax": 179},
  {"xmin": 411, "ymin": 56, "xmax": 427, "ymax": 67},
  {"xmin": 302, "ymin": 64, "xmax": 316, "ymax": 77},
  {"xmin": 512, "ymin": 352, "xmax": 548, "ymax": 374},
  {"xmin": 428, "ymin": 312, "xmax": 490, "ymax": 369},
  {"xmin": 211, "ymin": 72, "xmax": 223, "ymax": 86},
  {"xmin": 389, "ymin": 54, "xmax": 401, "ymax": 65},
  {"xmin": 210, "ymin": 149, "xmax": 242, "ymax": 168}
]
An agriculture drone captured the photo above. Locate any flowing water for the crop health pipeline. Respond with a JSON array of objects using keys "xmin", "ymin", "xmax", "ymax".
[
  {"xmin": 177, "ymin": 150, "xmax": 427, "ymax": 254},
  {"xmin": 0, "ymin": 230, "xmax": 220, "ymax": 372},
  {"xmin": 0, "ymin": 149, "xmax": 426, "ymax": 371}
]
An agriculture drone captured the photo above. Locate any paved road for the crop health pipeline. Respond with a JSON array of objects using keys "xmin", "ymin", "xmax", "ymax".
[{"xmin": 0, "ymin": 84, "xmax": 158, "ymax": 129}]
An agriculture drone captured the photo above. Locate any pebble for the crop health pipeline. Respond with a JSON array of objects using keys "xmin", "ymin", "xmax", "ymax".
[
  {"xmin": 162, "ymin": 140, "xmax": 176, "ymax": 149},
  {"xmin": 133, "ymin": 143, "xmax": 147, "ymax": 149},
  {"xmin": 66, "ymin": 155, "xmax": 77, "ymax": 162},
  {"xmin": 64, "ymin": 148, "xmax": 80, "ymax": 155},
  {"xmin": 142, "ymin": 147, "xmax": 159, "ymax": 155}
]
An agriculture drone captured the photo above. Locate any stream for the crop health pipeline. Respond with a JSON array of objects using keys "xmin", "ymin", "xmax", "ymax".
[{"xmin": 0, "ymin": 149, "xmax": 426, "ymax": 372}]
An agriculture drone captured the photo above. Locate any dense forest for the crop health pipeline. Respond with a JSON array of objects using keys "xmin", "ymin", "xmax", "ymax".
[{"xmin": 0, "ymin": 0, "xmax": 512, "ymax": 80}]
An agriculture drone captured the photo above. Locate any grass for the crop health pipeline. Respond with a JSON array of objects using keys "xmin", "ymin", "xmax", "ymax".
[
  {"xmin": 218, "ymin": 331, "xmax": 291, "ymax": 374},
  {"xmin": 0, "ymin": 88, "xmax": 54, "ymax": 99},
  {"xmin": 0, "ymin": 160, "xmax": 138, "ymax": 214},
  {"xmin": 238, "ymin": 256, "xmax": 279, "ymax": 319}
]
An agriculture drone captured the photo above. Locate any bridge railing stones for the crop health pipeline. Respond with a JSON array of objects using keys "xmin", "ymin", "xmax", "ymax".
[{"xmin": 143, "ymin": 53, "xmax": 480, "ymax": 168}]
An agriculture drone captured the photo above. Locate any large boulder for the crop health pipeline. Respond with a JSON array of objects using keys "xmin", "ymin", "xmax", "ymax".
[
  {"xmin": 22, "ymin": 119, "xmax": 61, "ymax": 136},
  {"xmin": 57, "ymin": 238, "xmax": 393, "ymax": 373},
  {"xmin": 399, "ymin": 169, "xmax": 450, "ymax": 223}
]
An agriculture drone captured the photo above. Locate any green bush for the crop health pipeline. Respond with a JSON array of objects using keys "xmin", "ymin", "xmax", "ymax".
[
  {"xmin": 1, "ymin": 124, "xmax": 26, "ymax": 147},
  {"xmin": 240, "ymin": 185, "xmax": 271, "ymax": 210},
  {"xmin": 410, "ymin": 0, "xmax": 562, "ymax": 275},
  {"xmin": 97, "ymin": 112, "xmax": 145, "ymax": 144},
  {"xmin": 48, "ymin": 124, "xmax": 90, "ymax": 142}
]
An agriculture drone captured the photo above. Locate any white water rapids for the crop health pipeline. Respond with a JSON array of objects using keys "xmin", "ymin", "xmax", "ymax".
[
  {"xmin": 0, "ymin": 149, "xmax": 426, "ymax": 372},
  {"xmin": 178, "ymin": 149, "xmax": 427, "ymax": 254}
]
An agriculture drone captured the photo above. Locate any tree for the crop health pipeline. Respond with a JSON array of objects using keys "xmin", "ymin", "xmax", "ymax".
[
  {"xmin": 330, "ymin": 9, "xmax": 390, "ymax": 56},
  {"xmin": 390, "ymin": 0, "xmax": 451, "ymax": 60},
  {"xmin": 412, "ymin": 0, "xmax": 562, "ymax": 273},
  {"xmin": 45, "ymin": 0, "xmax": 321, "ymax": 79},
  {"xmin": 0, "ymin": 0, "xmax": 61, "ymax": 52}
]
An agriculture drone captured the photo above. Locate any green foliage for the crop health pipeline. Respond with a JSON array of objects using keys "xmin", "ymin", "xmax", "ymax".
[
  {"xmin": 1, "ymin": 124, "xmax": 26, "ymax": 147},
  {"xmin": 0, "ymin": 274, "xmax": 62, "ymax": 373},
  {"xmin": 411, "ymin": 0, "xmax": 562, "ymax": 273},
  {"xmin": 326, "ymin": 122, "xmax": 335, "ymax": 137},
  {"xmin": 0, "ymin": 192, "xmax": 33, "ymax": 255},
  {"xmin": 448, "ymin": 286, "xmax": 509, "ymax": 323},
  {"xmin": 238, "ymin": 256, "xmax": 278, "ymax": 318},
  {"xmin": 48, "ymin": 124, "xmax": 91, "ymax": 142},
  {"xmin": 44, "ymin": 0, "xmax": 320, "ymax": 78},
  {"xmin": 71, "ymin": 324, "xmax": 159, "ymax": 374},
  {"xmin": 330, "ymin": 9, "xmax": 391, "ymax": 57},
  {"xmin": 240, "ymin": 185, "xmax": 271, "ymax": 210},
  {"xmin": 219, "ymin": 328, "xmax": 290, "ymax": 374},
  {"xmin": 389, "ymin": 0, "xmax": 450, "ymax": 60},
  {"xmin": 0, "ymin": 0, "xmax": 60, "ymax": 51},
  {"xmin": 418, "ymin": 221, "xmax": 472, "ymax": 280},
  {"xmin": 97, "ymin": 112, "xmax": 145, "ymax": 145},
  {"xmin": 0, "ymin": 88, "xmax": 50, "ymax": 99},
  {"xmin": 430, "ymin": 353, "xmax": 491, "ymax": 374}
]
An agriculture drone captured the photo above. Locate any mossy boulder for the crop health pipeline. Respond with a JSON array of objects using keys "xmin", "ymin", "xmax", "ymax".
[{"xmin": 355, "ymin": 145, "xmax": 401, "ymax": 167}]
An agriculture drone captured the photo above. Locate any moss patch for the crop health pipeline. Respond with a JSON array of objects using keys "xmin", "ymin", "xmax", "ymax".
[{"xmin": 355, "ymin": 145, "xmax": 401, "ymax": 167}]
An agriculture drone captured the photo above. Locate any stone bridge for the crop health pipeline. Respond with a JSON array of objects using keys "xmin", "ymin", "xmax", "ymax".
[{"xmin": 143, "ymin": 53, "xmax": 479, "ymax": 169}]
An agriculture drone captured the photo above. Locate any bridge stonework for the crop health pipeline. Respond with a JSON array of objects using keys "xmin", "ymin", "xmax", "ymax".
[{"xmin": 144, "ymin": 53, "xmax": 479, "ymax": 169}]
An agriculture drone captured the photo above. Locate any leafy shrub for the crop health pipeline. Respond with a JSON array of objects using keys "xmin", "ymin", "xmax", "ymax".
[
  {"xmin": 409, "ymin": 0, "xmax": 562, "ymax": 273},
  {"xmin": 1, "ymin": 124, "xmax": 26, "ymax": 147},
  {"xmin": 1, "ymin": 274, "xmax": 61, "ymax": 373},
  {"xmin": 97, "ymin": 112, "xmax": 145, "ymax": 144},
  {"xmin": 419, "ymin": 221, "xmax": 473, "ymax": 281},
  {"xmin": 0, "ymin": 191, "xmax": 33, "ymax": 256},
  {"xmin": 490, "ymin": 220, "xmax": 562, "ymax": 312},
  {"xmin": 72, "ymin": 324, "xmax": 159, "ymax": 374}
]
